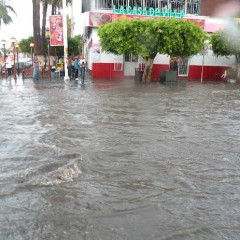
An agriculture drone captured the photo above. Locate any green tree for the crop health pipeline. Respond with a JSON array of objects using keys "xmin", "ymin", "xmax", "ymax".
[
  {"xmin": 98, "ymin": 18, "xmax": 207, "ymax": 82},
  {"xmin": 18, "ymin": 37, "xmax": 34, "ymax": 54},
  {"xmin": 55, "ymin": 35, "xmax": 82, "ymax": 59},
  {"xmin": 19, "ymin": 35, "xmax": 82, "ymax": 60},
  {"xmin": 210, "ymin": 24, "xmax": 240, "ymax": 64},
  {"xmin": 0, "ymin": 0, "xmax": 16, "ymax": 28},
  {"xmin": 32, "ymin": 0, "xmax": 73, "ymax": 57},
  {"xmin": 41, "ymin": 0, "xmax": 73, "ymax": 56}
]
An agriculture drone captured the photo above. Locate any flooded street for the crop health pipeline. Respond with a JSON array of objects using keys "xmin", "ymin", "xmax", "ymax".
[{"xmin": 0, "ymin": 77, "xmax": 240, "ymax": 240}]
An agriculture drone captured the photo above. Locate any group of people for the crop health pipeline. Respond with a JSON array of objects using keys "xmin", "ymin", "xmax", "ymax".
[
  {"xmin": 32, "ymin": 54, "xmax": 87, "ymax": 82},
  {"xmin": 1, "ymin": 53, "xmax": 87, "ymax": 82},
  {"xmin": 67, "ymin": 56, "xmax": 86, "ymax": 81}
]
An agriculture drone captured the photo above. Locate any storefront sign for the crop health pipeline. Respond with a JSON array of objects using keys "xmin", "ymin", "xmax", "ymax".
[
  {"xmin": 89, "ymin": 12, "xmax": 205, "ymax": 29},
  {"xmin": 49, "ymin": 15, "xmax": 64, "ymax": 46},
  {"xmin": 113, "ymin": 5, "xmax": 185, "ymax": 18}
]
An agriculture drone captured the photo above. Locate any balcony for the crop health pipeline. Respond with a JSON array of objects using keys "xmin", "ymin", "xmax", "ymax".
[{"xmin": 92, "ymin": 0, "xmax": 200, "ymax": 16}]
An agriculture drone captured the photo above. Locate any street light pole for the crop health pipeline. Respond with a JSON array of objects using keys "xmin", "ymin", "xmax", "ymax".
[
  {"xmin": 48, "ymin": 41, "xmax": 51, "ymax": 79},
  {"xmin": 63, "ymin": 0, "xmax": 69, "ymax": 80},
  {"xmin": 200, "ymin": 40, "xmax": 210, "ymax": 84},
  {"xmin": 11, "ymin": 37, "xmax": 17, "ymax": 80},
  {"xmin": 15, "ymin": 44, "xmax": 19, "ymax": 75},
  {"xmin": 200, "ymin": 54, "xmax": 205, "ymax": 84},
  {"xmin": 1, "ymin": 39, "xmax": 6, "ymax": 77}
]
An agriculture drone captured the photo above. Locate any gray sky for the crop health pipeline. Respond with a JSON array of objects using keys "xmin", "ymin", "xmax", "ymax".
[
  {"xmin": 1, "ymin": 0, "xmax": 33, "ymax": 46},
  {"xmin": 0, "ymin": 0, "xmax": 82, "ymax": 48}
]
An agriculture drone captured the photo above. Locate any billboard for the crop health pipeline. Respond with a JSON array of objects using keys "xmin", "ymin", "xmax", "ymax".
[
  {"xmin": 89, "ymin": 12, "xmax": 205, "ymax": 29},
  {"xmin": 49, "ymin": 15, "xmax": 63, "ymax": 46}
]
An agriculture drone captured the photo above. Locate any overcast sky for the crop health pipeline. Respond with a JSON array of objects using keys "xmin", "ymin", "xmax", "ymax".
[
  {"xmin": 0, "ymin": 0, "xmax": 82, "ymax": 48},
  {"xmin": 1, "ymin": 0, "xmax": 33, "ymax": 46}
]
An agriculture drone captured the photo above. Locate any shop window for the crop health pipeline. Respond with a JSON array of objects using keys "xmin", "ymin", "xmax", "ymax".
[
  {"xmin": 114, "ymin": 63, "xmax": 123, "ymax": 71},
  {"xmin": 124, "ymin": 53, "xmax": 138, "ymax": 62},
  {"xmin": 114, "ymin": 56, "xmax": 123, "ymax": 71},
  {"xmin": 178, "ymin": 57, "xmax": 189, "ymax": 76},
  {"xmin": 169, "ymin": 56, "xmax": 189, "ymax": 76}
]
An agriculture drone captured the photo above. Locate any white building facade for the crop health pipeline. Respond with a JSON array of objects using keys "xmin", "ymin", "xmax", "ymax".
[{"xmin": 81, "ymin": 0, "xmax": 235, "ymax": 81}]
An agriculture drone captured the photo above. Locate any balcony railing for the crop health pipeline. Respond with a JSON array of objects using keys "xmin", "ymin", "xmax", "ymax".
[{"xmin": 93, "ymin": 0, "xmax": 200, "ymax": 15}]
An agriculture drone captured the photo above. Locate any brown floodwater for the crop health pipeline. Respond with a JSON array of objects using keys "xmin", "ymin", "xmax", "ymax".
[{"xmin": 0, "ymin": 77, "xmax": 240, "ymax": 240}]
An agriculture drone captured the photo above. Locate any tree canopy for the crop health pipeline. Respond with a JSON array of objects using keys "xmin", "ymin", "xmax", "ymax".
[
  {"xmin": 0, "ymin": 1, "xmax": 16, "ymax": 27},
  {"xmin": 210, "ymin": 24, "xmax": 240, "ymax": 64},
  {"xmin": 18, "ymin": 35, "xmax": 82, "ymax": 59},
  {"xmin": 32, "ymin": 0, "xmax": 73, "ymax": 56},
  {"xmin": 98, "ymin": 18, "xmax": 207, "ymax": 81}
]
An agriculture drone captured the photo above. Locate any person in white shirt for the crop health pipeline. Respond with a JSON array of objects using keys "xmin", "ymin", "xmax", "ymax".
[{"xmin": 5, "ymin": 54, "xmax": 12, "ymax": 77}]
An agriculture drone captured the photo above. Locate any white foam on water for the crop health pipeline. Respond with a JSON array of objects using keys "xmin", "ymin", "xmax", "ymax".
[
  {"xmin": 39, "ymin": 162, "xmax": 82, "ymax": 186},
  {"xmin": 52, "ymin": 163, "xmax": 81, "ymax": 182},
  {"xmin": 18, "ymin": 160, "xmax": 83, "ymax": 187}
]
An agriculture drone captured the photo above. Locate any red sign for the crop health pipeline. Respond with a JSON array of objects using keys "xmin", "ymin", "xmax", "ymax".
[
  {"xmin": 49, "ymin": 15, "xmax": 63, "ymax": 46},
  {"xmin": 89, "ymin": 12, "xmax": 205, "ymax": 29}
]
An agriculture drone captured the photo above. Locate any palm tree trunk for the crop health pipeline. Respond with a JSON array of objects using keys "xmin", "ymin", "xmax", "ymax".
[
  {"xmin": 32, "ymin": 0, "xmax": 43, "ymax": 55},
  {"xmin": 42, "ymin": 0, "xmax": 48, "ymax": 51}
]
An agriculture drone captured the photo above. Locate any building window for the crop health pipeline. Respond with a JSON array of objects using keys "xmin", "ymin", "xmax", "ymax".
[
  {"xmin": 94, "ymin": 0, "xmax": 200, "ymax": 15},
  {"xmin": 124, "ymin": 53, "xmax": 138, "ymax": 62},
  {"xmin": 178, "ymin": 57, "xmax": 189, "ymax": 76},
  {"xmin": 114, "ymin": 56, "xmax": 123, "ymax": 71}
]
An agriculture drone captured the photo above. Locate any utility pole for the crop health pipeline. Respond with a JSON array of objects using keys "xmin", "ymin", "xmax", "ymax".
[{"xmin": 63, "ymin": 0, "xmax": 69, "ymax": 80}]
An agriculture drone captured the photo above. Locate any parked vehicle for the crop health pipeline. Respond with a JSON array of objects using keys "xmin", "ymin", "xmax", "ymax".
[
  {"xmin": 1, "ymin": 61, "xmax": 32, "ymax": 76},
  {"xmin": 14, "ymin": 61, "xmax": 32, "ymax": 72}
]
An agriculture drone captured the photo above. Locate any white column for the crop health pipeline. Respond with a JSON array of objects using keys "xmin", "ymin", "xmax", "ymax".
[
  {"xmin": 184, "ymin": 0, "xmax": 187, "ymax": 15},
  {"xmin": 63, "ymin": 0, "xmax": 69, "ymax": 80},
  {"xmin": 71, "ymin": 1, "xmax": 74, "ymax": 37}
]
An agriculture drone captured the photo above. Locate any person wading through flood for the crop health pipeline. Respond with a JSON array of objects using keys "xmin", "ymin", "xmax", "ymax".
[
  {"xmin": 67, "ymin": 56, "xmax": 72, "ymax": 79},
  {"xmin": 74, "ymin": 57, "xmax": 79, "ymax": 80},
  {"xmin": 5, "ymin": 54, "xmax": 13, "ymax": 78},
  {"xmin": 80, "ymin": 61, "xmax": 86, "ymax": 82},
  {"xmin": 33, "ymin": 54, "xmax": 40, "ymax": 81}
]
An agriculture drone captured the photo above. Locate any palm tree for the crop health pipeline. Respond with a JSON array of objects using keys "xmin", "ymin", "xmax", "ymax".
[
  {"xmin": 41, "ymin": 0, "xmax": 72, "ymax": 56},
  {"xmin": 41, "ymin": 0, "xmax": 48, "ymax": 53},
  {"xmin": 32, "ymin": 0, "xmax": 73, "ymax": 62},
  {"xmin": 0, "ymin": 0, "xmax": 16, "ymax": 28},
  {"xmin": 32, "ymin": 0, "xmax": 43, "ymax": 55},
  {"xmin": 42, "ymin": 0, "xmax": 72, "ymax": 40}
]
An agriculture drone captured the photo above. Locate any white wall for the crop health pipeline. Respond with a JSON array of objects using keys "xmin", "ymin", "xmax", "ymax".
[
  {"xmin": 154, "ymin": 54, "xmax": 171, "ymax": 64},
  {"xmin": 189, "ymin": 50, "xmax": 235, "ymax": 67}
]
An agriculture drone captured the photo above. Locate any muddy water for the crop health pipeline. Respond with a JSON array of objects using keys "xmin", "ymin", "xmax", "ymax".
[{"xmin": 0, "ymin": 78, "xmax": 240, "ymax": 240}]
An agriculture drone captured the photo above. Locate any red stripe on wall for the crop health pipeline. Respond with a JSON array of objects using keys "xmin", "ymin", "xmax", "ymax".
[
  {"xmin": 92, "ymin": 63, "xmax": 124, "ymax": 78},
  {"xmin": 188, "ymin": 65, "xmax": 229, "ymax": 81},
  {"xmin": 151, "ymin": 64, "xmax": 170, "ymax": 80},
  {"xmin": 92, "ymin": 63, "xmax": 230, "ymax": 81}
]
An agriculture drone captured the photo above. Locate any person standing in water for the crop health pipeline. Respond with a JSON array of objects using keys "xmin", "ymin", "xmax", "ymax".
[
  {"xmin": 6, "ymin": 54, "xmax": 13, "ymax": 78},
  {"xmin": 67, "ymin": 56, "xmax": 72, "ymax": 79},
  {"xmin": 33, "ymin": 54, "xmax": 40, "ymax": 81},
  {"xmin": 80, "ymin": 61, "xmax": 86, "ymax": 82},
  {"xmin": 74, "ymin": 57, "xmax": 79, "ymax": 80}
]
